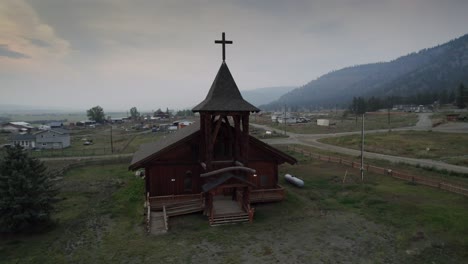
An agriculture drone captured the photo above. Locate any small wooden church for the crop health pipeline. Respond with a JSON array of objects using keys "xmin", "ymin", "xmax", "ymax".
[{"xmin": 130, "ymin": 33, "xmax": 296, "ymax": 227}]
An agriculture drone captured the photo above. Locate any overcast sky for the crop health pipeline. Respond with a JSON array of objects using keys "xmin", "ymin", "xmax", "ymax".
[{"xmin": 1, "ymin": 0, "xmax": 467, "ymax": 112}]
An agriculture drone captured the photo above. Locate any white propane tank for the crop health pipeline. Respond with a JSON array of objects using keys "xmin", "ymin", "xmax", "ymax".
[{"xmin": 284, "ymin": 174, "xmax": 304, "ymax": 187}]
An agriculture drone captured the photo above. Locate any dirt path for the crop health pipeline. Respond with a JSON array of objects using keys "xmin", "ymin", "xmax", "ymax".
[
  {"xmin": 253, "ymin": 113, "xmax": 468, "ymax": 174},
  {"xmin": 415, "ymin": 113, "xmax": 433, "ymax": 129}
]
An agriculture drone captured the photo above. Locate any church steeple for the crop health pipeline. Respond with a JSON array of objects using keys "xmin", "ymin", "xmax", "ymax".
[
  {"xmin": 192, "ymin": 33, "xmax": 259, "ymax": 171},
  {"xmin": 192, "ymin": 62, "xmax": 259, "ymax": 113}
]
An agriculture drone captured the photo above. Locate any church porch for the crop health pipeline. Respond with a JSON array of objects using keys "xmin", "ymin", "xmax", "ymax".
[{"xmin": 208, "ymin": 194, "xmax": 254, "ymax": 226}]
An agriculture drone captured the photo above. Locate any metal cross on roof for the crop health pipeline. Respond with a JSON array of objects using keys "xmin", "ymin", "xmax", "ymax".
[{"xmin": 214, "ymin": 32, "xmax": 233, "ymax": 62}]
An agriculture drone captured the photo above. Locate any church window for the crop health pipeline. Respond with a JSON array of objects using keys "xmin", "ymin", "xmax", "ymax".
[
  {"xmin": 184, "ymin": 171, "xmax": 192, "ymax": 192},
  {"xmin": 260, "ymin": 175, "xmax": 269, "ymax": 187}
]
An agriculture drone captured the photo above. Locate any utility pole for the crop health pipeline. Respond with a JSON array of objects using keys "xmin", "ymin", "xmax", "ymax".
[
  {"xmin": 283, "ymin": 105, "xmax": 287, "ymax": 136},
  {"xmin": 387, "ymin": 107, "xmax": 391, "ymax": 131},
  {"xmin": 360, "ymin": 113, "xmax": 365, "ymax": 181},
  {"xmin": 110, "ymin": 125, "xmax": 114, "ymax": 153}
]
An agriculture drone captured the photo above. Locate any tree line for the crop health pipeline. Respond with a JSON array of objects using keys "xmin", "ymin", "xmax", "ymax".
[
  {"xmin": 86, "ymin": 106, "xmax": 195, "ymax": 123},
  {"xmin": 349, "ymin": 83, "xmax": 467, "ymax": 114}
]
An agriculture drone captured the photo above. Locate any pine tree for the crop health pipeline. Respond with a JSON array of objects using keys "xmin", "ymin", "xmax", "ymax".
[
  {"xmin": 0, "ymin": 145, "xmax": 58, "ymax": 232},
  {"xmin": 456, "ymin": 83, "xmax": 467, "ymax": 109}
]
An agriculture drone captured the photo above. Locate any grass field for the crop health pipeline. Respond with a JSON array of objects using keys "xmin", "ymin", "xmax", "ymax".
[
  {"xmin": 255, "ymin": 112, "xmax": 418, "ymax": 134},
  {"xmin": 1, "ymin": 155, "xmax": 467, "ymax": 263},
  {"xmin": 282, "ymin": 144, "xmax": 468, "ymax": 187},
  {"xmin": 0, "ymin": 112, "xmax": 131, "ymax": 124},
  {"xmin": 320, "ymin": 131, "xmax": 468, "ymax": 167},
  {"xmin": 21, "ymin": 126, "xmax": 163, "ymax": 158}
]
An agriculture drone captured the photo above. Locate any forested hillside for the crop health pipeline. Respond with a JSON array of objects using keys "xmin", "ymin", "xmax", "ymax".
[
  {"xmin": 240, "ymin": 86, "xmax": 296, "ymax": 107},
  {"xmin": 263, "ymin": 34, "xmax": 468, "ymax": 110}
]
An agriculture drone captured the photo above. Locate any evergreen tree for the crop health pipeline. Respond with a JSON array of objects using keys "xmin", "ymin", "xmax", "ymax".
[
  {"xmin": 0, "ymin": 145, "xmax": 58, "ymax": 232},
  {"xmin": 448, "ymin": 89, "xmax": 456, "ymax": 104},
  {"xmin": 456, "ymin": 83, "xmax": 467, "ymax": 109}
]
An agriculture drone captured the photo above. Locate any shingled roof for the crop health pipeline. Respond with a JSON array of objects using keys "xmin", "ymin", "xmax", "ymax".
[
  {"xmin": 129, "ymin": 122, "xmax": 297, "ymax": 170},
  {"xmin": 129, "ymin": 123, "xmax": 200, "ymax": 170},
  {"xmin": 192, "ymin": 62, "xmax": 260, "ymax": 112}
]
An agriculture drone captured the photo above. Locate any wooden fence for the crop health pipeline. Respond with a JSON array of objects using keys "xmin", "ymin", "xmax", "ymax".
[
  {"xmin": 27, "ymin": 147, "xmax": 114, "ymax": 158},
  {"xmin": 47, "ymin": 156, "xmax": 132, "ymax": 177},
  {"xmin": 286, "ymin": 145, "xmax": 468, "ymax": 197}
]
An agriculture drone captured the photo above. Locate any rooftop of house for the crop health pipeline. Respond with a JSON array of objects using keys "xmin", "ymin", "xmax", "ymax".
[
  {"xmin": 10, "ymin": 133, "xmax": 36, "ymax": 141},
  {"xmin": 4, "ymin": 122, "xmax": 33, "ymax": 128}
]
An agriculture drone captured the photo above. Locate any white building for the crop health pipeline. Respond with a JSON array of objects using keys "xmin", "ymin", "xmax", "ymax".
[{"xmin": 317, "ymin": 119, "xmax": 330, "ymax": 126}]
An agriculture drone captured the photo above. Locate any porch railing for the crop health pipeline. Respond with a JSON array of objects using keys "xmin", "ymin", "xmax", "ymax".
[
  {"xmin": 250, "ymin": 185, "xmax": 285, "ymax": 203},
  {"xmin": 146, "ymin": 192, "xmax": 151, "ymax": 234},
  {"xmin": 162, "ymin": 205, "xmax": 169, "ymax": 231},
  {"xmin": 148, "ymin": 193, "xmax": 204, "ymax": 210}
]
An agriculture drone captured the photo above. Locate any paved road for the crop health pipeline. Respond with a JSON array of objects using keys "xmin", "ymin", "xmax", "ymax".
[{"xmin": 253, "ymin": 113, "xmax": 468, "ymax": 174}]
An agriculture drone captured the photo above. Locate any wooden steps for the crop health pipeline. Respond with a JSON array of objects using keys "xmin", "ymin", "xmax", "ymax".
[
  {"xmin": 210, "ymin": 212, "xmax": 250, "ymax": 226},
  {"xmin": 209, "ymin": 197, "xmax": 252, "ymax": 226},
  {"xmin": 149, "ymin": 211, "xmax": 167, "ymax": 235}
]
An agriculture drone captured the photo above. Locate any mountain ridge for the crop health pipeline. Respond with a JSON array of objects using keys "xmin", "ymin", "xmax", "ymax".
[
  {"xmin": 240, "ymin": 86, "xmax": 296, "ymax": 107},
  {"xmin": 263, "ymin": 34, "xmax": 468, "ymax": 110}
]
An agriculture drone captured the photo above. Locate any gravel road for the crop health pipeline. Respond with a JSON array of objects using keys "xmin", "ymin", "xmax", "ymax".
[{"xmin": 253, "ymin": 113, "xmax": 468, "ymax": 174}]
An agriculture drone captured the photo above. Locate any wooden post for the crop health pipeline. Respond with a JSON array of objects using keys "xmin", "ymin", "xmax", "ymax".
[
  {"xmin": 241, "ymin": 114, "xmax": 250, "ymax": 164},
  {"xmin": 233, "ymin": 115, "xmax": 241, "ymax": 161},
  {"xmin": 360, "ymin": 113, "xmax": 365, "ymax": 182}
]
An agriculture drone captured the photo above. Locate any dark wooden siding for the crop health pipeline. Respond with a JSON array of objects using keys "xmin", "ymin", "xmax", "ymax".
[
  {"xmin": 148, "ymin": 164, "xmax": 202, "ymax": 196},
  {"xmin": 248, "ymin": 161, "xmax": 277, "ymax": 189},
  {"xmin": 145, "ymin": 134, "xmax": 282, "ymax": 196}
]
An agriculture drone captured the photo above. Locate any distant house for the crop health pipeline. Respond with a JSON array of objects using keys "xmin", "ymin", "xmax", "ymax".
[
  {"xmin": 393, "ymin": 104, "xmax": 418, "ymax": 112},
  {"xmin": 153, "ymin": 110, "xmax": 170, "ymax": 119},
  {"xmin": 173, "ymin": 120, "xmax": 194, "ymax": 129},
  {"xmin": 35, "ymin": 128, "xmax": 71, "ymax": 149},
  {"xmin": 38, "ymin": 125, "xmax": 51, "ymax": 130},
  {"xmin": 1, "ymin": 122, "xmax": 33, "ymax": 133},
  {"xmin": 277, "ymin": 115, "xmax": 297, "ymax": 124},
  {"xmin": 109, "ymin": 117, "xmax": 128, "ymax": 124},
  {"xmin": 76, "ymin": 120, "xmax": 96, "ymax": 127},
  {"xmin": 317, "ymin": 119, "xmax": 330, "ymax": 126},
  {"xmin": 48, "ymin": 122, "xmax": 64, "ymax": 128},
  {"xmin": 9, "ymin": 128, "xmax": 70, "ymax": 149},
  {"xmin": 11, "ymin": 133, "xmax": 36, "ymax": 149},
  {"xmin": 446, "ymin": 114, "xmax": 460, "ymax": 121},
  {"xmin": 271, "ymin": 114, "xmax": 278, "ymax": 122}
]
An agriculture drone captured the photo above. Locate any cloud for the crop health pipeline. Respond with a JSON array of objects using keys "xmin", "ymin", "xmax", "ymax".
[
  {"xmin": 0, "ymin": 44, "xmax": 30, "ymax": 59},
  {"xmin": 0, "ymin": 0, "xmax": 71, "ymax": 65},
  {"xmin": 1, "ymin": 0, "xmax": 468, "ymax": 111},
  {"xmin": 26, "ymin": 38, "xmax": 51, "ymax": 48}
]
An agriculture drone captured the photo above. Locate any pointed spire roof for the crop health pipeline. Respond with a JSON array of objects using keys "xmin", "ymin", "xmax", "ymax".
[{"xmin": 192, "ymin": 62, "xmax": 260, "ymax": 112}]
